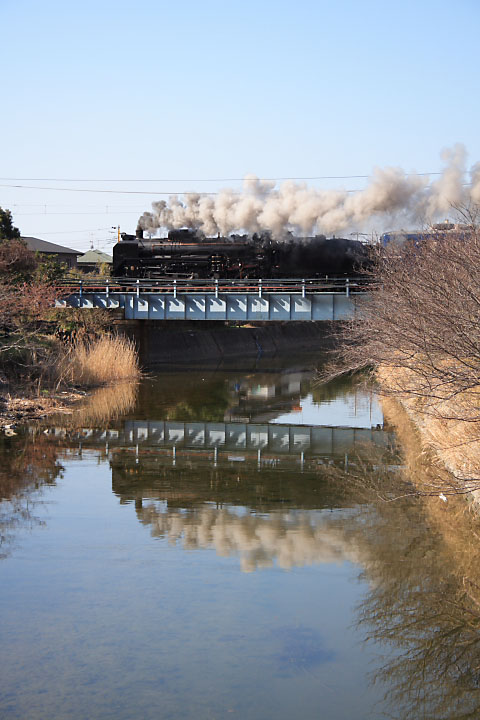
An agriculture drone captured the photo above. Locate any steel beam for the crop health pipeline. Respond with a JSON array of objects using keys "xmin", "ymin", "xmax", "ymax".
[{"xmin": 56, "ymin": 290, "xmax": 363, "ymax": 321}]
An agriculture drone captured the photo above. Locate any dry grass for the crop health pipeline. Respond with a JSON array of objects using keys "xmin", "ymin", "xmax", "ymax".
[
  {"xmin": 378, "ymin": 369, "xmax": 480, "ymax": 498},
  {"xmin": 381, "ymin": 395, "xmax": 480, "ymax": 589},
  {"xmin": 60, "ymin": 333, "xmax": 140, "ymax": 387}
]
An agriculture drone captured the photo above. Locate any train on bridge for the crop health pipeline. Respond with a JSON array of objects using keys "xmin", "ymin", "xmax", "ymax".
[{"xmin": 113, "ymin": 227, "xmax": 370, "ymax": 280}]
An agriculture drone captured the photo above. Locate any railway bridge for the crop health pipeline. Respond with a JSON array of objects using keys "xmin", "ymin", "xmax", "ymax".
[{"xmin": 56, "ymin": 278, "xmax": 367, "ymax": 322}]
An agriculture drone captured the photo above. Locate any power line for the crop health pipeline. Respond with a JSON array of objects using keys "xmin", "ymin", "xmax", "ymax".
[
  {"xmin": 14, "ymin": 211, "xmax": 141, "ymax": 216},
  {"xmin": 2, "ymin": 176, "xmax": 469, "ymax": 198},
  {"xmin": 0, "ymin": 173, "xmax": 444, "ymax": 182},
  {"xmin": 39, "ymin": 227, "xmax": 113, "ymax": 234},
  {"xmin": 10, "ymin": 203, "xmax": 148, "ymax": 208},
  {"xmin": 0, "ymin": 183, "xmax": 221, "ymax": 196},
  {"xmin": 11, "ymin": 185, "xmax": 474, "ymax": 214}
]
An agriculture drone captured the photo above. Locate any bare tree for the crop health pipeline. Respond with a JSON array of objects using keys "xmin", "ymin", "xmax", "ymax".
[{"xmin": 328, "ymin": 209, "xmax": 480, "ymax": 422}]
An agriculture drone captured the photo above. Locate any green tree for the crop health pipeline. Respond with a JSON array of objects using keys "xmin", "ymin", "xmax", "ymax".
[
  {"xmin": 35, "ymin": 254, "xmax": 68, "ymax": 283},
  {"xmin": 0, "ymin": 207, "xmax": 37, "ymax": 283},
  {"xmin": 0, "ymin": 207, "xmax": 21, "ymax": 241}
]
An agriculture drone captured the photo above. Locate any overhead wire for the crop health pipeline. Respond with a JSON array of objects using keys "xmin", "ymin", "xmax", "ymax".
[
  {"xmin": 39, "ymin": 227, "xmax": 114, "ymax": 234},
  {"xmin": 0, "ymin": 183, "xmax": 221, "ymax": 195},
  {"xmin": 13, "ymin": 211, "xmax": 143, "ymax": 216},
  {"xmin": 1, "ymin": 176, "xmax": 471, "ymax": 198},
  {"xmin": 0, "ymin": 172, "xmax": 444, "ymax": 182}
]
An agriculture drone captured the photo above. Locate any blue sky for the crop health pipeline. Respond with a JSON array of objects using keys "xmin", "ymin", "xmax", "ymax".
[{"xmin": 2, "ymin": 0, "xmax": 479, "ymax": 251}]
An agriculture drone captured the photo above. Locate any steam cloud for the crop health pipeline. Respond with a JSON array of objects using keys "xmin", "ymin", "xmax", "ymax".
[{"xmin": 139, "ymin": 144, "xmax": 480, "ymax": 237}]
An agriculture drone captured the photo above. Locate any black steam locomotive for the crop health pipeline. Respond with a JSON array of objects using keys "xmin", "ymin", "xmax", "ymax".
[{"xmin": 112, "ymin": 227, "xmax": 370, "ymax": 279}]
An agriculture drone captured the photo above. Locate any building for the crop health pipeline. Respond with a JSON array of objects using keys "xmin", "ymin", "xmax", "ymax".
[
  {"xmin": 22, "ymin": 236, "xmax": 81, "ymax": 269},
  {"xmin": 77, "ymin": 249, "xmax": 113, "ymax": 273}
]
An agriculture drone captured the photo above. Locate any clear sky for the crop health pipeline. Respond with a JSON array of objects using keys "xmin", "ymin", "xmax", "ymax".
[{"xmin": 2, "ymin": 0, "xmax": 479, "ymax": 252}]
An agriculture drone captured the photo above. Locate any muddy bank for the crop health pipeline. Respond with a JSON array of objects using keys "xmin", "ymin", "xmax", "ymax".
[
  {"xmin": 121, "ymin": 321, "xmax": 336, "ymax": 367},
  {"xmin": 0, "ymin": 391, "xmax": 85, "ymax": 430}
]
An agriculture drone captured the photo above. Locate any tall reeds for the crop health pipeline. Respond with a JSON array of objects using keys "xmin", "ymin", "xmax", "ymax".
[{"xmin": 60, "ymin": 333, "xmax": 140, "ymax": 387}]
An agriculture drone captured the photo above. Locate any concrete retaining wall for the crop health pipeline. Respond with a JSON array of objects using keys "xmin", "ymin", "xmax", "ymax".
[{"xmin": 120, "ymin": 321, "xmax": 337, "ymax": 366}]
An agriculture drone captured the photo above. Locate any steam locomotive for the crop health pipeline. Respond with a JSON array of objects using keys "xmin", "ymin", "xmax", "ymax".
[{"xmin": 112, "ymin": 227, "xmax": 370, "ymax": 279}]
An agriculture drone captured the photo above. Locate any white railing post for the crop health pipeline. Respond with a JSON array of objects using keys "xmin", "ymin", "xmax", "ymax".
[
  {"xmin": 215, "ymin": 278, "xmax": 219, "ymax": 298},
  {"xmin": 105, "ymin": 279, "xmax": 109, "ymax": 299},
  {"xmin": 346, "ymin": 278, "xmax": 350, "ymax": 297},
  {"xmin": 258, "ymin": 278, "xmax": 262, "ymax": 298},
  {"xmin": 302, "ymin": 279, "xmax": 306, "ymax": 298},
  {"xmin": 173, "ymin": 279, "xmax": 177, "ymax": 299}
]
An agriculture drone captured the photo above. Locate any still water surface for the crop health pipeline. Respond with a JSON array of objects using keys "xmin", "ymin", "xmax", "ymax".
[{"xmin": 0, "ymin": 358, "xmax": 478, "ymax": 719}]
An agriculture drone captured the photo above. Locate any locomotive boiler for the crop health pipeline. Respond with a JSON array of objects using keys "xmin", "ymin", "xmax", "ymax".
[{"xmin": 112, "ymin": 227, "xmax": 370, "ymax": 279}]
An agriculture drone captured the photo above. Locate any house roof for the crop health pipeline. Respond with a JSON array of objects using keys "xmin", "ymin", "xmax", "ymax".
[
  {"xmin": 77, "ymin": 249, "xmax": 113, "ymax": 264},
  {"xmin": 22, "ymin": 236, "xmax": 82, "ymax": 255}
]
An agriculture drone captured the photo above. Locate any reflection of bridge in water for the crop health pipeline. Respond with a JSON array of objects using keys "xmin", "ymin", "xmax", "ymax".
[{"xmin": 50, "ymin": 419, "xmax": 391, "ymax": 462}]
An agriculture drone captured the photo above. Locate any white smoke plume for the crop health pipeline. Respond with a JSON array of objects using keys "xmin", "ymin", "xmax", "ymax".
[{"xmin": 139, "ymin": 144, "xmax": 480, "ymax": 238}]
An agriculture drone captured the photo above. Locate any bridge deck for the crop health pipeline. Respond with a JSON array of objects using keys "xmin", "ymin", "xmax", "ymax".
[{"xmin": 56, "ymin": 278, "xmax": 366, "ymax": 321}]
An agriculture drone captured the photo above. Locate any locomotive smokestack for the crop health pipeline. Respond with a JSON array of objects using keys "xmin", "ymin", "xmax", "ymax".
[{"xmin": 136, "ymin": 224, "xmax": 143, "ymax": 240}]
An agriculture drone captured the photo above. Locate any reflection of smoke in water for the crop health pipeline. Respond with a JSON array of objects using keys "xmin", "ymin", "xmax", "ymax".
[
  {"xmin": 139, "ymin": 144, "xmax": 478, "ymax": 238},
  {"xmin": 139, "ymin": 505, "xmax": 364, "ymax": 573}
]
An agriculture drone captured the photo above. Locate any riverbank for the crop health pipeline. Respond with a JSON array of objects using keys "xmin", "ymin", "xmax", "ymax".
[
  {"xmin": 0, "ymin": 390, "xmax": 87, "ymax": 429},
  {"xmin": 377, "ymin": 366, "xmax": 480, "ymax": 498},
  {"xmin": 0, "ymin": 333, "xmax": 141, "ymax": 430}
]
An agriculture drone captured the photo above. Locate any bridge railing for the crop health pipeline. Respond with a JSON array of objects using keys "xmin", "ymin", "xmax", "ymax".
[{"xmin": 55, "ymin": 277, "xmax": 370, "ymax": 296}]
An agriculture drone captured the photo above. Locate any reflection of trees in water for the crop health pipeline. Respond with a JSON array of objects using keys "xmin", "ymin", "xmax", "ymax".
[
  {"xmin": 311, "ymin": 372, "xmax": 366, "ymax": 404},
  {"xmin": 0, "ymin": 431, "xmax": 64, "ymax": 559},
  {"xmin": 347, "ymin": 401, "xmax": 480, "ymax": 720},
  {"xmin": 135, "ymin": 373, "xmax": 232, "ymax": 422},
  {"xmin": 351, "ymin": 493, "xmax": 480, "ymax": 720}
]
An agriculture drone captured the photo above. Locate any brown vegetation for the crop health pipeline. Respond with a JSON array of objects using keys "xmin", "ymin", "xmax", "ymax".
[
  {"xmin": 59, "ymin": 334, "xmax": 140, "ymax": 387},
  {"xmin": 0, "ymin": 209, "xmax": 140, "ymax": 401},
  {"xmin": 328, "ymin": 207, "xmax": 480, "ymax": 484}
]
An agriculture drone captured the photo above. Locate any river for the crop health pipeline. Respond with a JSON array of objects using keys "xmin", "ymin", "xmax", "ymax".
[{"xmin": 1, "ymin": 355, "xmax": 479, "ymax": 720}]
